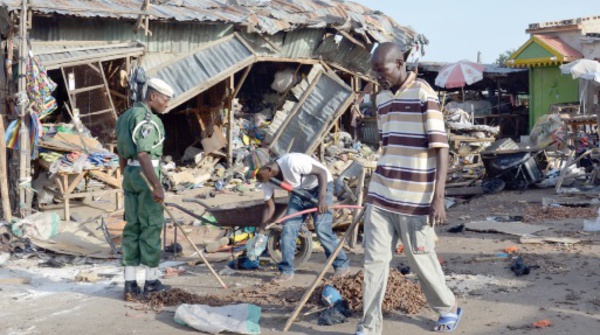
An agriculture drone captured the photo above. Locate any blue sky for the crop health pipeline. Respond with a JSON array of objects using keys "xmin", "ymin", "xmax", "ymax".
[{"xmin": 353, "ymin": 0, "xmax": 599, "ymax": 64}]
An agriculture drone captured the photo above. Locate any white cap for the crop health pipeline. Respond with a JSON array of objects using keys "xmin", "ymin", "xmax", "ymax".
[{"xmin": 147, "ymin": 78, "xmax": 174, "ymax": 98}]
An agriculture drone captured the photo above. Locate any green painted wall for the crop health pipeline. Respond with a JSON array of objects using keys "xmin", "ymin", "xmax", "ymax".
[
  {"xmin": 516, "ymin": 41, "xmax": 553, "ymax": 61},
  {"xmin": 530, "ymin": 66, "xmax": 579, "ymax": 129}
]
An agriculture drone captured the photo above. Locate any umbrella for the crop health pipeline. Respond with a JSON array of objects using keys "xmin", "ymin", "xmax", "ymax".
[
  {"xmin": 559, "ymin": 59, "xmax": 600, "ymax": 79},
  {"xmin": 434, "ymin": 60, "xmax": 486, "ymax": 89}
]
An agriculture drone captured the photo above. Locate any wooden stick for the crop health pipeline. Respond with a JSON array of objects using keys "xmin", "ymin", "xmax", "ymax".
[
  {"xmin": 0, "ymin": 115, "xmax": 11, "ymax": 221},
  {"xmin": 282, "ymin": 208, "xmax": 365, "ymax": 332},
  {"xmin": 139, "ymin": 173, "xmax": 228, "ymax": 289}
]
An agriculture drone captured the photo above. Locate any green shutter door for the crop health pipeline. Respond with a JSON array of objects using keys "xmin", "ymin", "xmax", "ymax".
[{"xmin": 530, "ymin": 66, "xmax": 579, "ymax": 129}]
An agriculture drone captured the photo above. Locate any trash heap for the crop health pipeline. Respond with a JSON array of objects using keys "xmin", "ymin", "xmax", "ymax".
[
  {"xmin": 317, "ymin": 269, "xmax": 427, "ymax": 314},
  {"xmin": 38, "ymin": 123, "xmax": 119, "ymax": 174}
]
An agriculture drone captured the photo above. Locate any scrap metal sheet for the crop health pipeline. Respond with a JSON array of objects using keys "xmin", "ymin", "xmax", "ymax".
[
  {"xmin": 146, "ymin": 34, "xmax": 255, "ymax": 112},
  {"xmin": 270, "ymin": 67, "xmax": 353, "ymax": 155}
]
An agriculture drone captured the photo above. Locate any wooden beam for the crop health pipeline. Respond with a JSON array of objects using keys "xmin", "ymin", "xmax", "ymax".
[
  {"xmin": 232, "ymin": 64, "xmax": 253, "ymax": 99},
  {"xmin": 227, "ymin": 75, "xmax": 234, "ymax": 168},
  {"xmin": 98, "ymin": 61, "xmax": 118, "ymax": 120}
]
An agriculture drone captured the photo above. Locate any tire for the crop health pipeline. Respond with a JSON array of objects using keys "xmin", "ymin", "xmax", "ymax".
[{"xmin": 267, "ymin": 226, "xmax": 313, "ymax": 267}]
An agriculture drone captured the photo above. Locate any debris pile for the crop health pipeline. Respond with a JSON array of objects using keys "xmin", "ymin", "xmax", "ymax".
[
  {"xmin": 524, "ymin": 205, "xmax": 597, "ymax": 223},
  {"xmin": 445, "ymin": 107, "xmax": 499, "ymax": 188},
  {"xmin": 318, "ymin": 269, "xmax": 426, "ymax": 314},
  {"xmin": 147, "ymin": 283, "xmax": 311, "ymax": 311}
]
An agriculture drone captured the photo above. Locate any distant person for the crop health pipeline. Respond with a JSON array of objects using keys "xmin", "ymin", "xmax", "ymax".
[
  {"xmin": 116, "ymin": 78, "xmax": 174, "ymax": 300},
  {"xmin": 250, "ymin": 152, "xmax": 350, "ymax": 282},
  {"xmin": 355, "ymin": 42, "xmax": 461, "ymax": 334}
]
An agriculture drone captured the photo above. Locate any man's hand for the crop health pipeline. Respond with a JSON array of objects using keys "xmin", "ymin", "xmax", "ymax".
[
  {"xmin": 317, "ymin": 196, "xmax": 328, "ymax": 214},
  {"xmin": 429, "ymin": 196, "xmax": 446, "ymax": 227},
  {"xmin": 152, "ymin": 185, "xmax": 165, "ymax": 203}
]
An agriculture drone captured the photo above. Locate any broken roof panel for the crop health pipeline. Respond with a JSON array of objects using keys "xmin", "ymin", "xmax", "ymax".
[
  {"xmin": 0, "ymin": 0, "xmax": 425, "ymax": 51},
  {"xmin": 269, "ymin": 66, "xmax": 354, "ymax": 155},
  {"xmin": 32, "ymin": 42, "xmax": 145, "ymax": 70},
  {"xmin": 146, "ymin": 34, "xmax": 255, "ymax": 112}
]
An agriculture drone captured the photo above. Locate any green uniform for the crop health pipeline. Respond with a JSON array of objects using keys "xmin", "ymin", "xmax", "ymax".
[{"xmin": 116, "ymin": 102, "xmax": 165, "ymax": 267}]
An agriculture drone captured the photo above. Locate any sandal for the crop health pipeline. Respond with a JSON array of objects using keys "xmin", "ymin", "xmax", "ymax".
[{"xmin": 434, "ymin": 307, "xmax": 463, "ymax": 332}]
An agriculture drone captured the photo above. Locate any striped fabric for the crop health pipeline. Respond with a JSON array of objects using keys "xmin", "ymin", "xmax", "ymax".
[{"xmin": 366, "ymin": 72, "xmax": 449, "ymax": 216}]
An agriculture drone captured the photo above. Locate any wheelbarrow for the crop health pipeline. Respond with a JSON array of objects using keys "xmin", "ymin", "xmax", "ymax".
[{"xmin": 165, "ymin": 197, "xmax": 314, "ymax": 266}]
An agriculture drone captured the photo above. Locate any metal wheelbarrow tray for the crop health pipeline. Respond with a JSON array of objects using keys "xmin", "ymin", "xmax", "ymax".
[
  {"xmin": 166, "ymin": 196, "xmax": 313, "ymax": 266},
  {"xmin": 166, "ymin": 196, "xmax": 289, "ymax": 227}
]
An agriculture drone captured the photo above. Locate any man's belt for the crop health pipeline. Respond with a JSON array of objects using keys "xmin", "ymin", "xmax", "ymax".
[{"xmin": 127, "ymin": 159, "xmax": 159, "ymax": 167}]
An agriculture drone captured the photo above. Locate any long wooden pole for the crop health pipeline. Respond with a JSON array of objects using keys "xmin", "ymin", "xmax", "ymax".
[
  {"xmin": 17, "ymin": 0, "xmax": 31, "ymax": 217},
  {"xmin": 282, "ymin": 208, "xmax": 365, "ymax": 332},
  {"xmin": 139, "ymin": 173, "xmax": 228, "ymax": 289},
  {"xmin": 0, "ymin": 27, "xmax": 11, "ymax": 221},
  {"xmin": 0, "ymin": 116, "xmax": 10, "ymax": 221}
]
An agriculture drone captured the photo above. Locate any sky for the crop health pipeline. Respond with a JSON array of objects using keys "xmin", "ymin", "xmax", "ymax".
[{"xmin": 353, "ymin": 0, "xmax": 599, "ymax": 64}]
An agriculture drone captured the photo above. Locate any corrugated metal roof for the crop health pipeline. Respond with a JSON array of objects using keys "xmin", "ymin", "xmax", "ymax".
[
  {"xmin": 315, "ymin": 34, "xmax": 372, "ymax": 74},
  {"xmin": 32, "ymin": 41, "xmax": 145, "ymax": 70},
  {"xmin": 535, "ymin": 35, "xmax": 583, "ymax": 61},
  {"xmin": 146, "ymin": 34, "xmax": 255, "ymax": 112},
  {"xmin": 31, "ymin": 16, "xmax": 233, "ymax": 54},
  {"xmin": 270, "ymin": 66, "xmax": 353, "ymax": 155},
  {"xmin": 0, "ymin": 0, "xmax": 424, "ymax": 51},
  {"xmin": 419, "ymin": 61, "xmax": 527, "ymax": 75}
]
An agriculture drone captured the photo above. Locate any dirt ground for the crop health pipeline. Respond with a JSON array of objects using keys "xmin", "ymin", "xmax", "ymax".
[{"xmin": 2, "ymin": 186, "xmax": 600, "ymax": 335}]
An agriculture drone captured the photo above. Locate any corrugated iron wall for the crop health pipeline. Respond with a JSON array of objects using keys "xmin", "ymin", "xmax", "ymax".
[{"xmin": 30, "ymin": 16, "xmax": 233, "ymax": 54}]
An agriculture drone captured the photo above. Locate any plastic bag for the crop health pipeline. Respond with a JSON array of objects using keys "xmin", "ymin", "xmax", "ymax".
[
  {"xmin": 245, "ymin": 233, "xmax": 268, "ymax": 261},
  {"xmin": 174, "ymin": 303, "xmax": 261, "ymax": 335},
  {"xmin": 12, "ymin": 212, "xmax": 61, "ymax": 240}
]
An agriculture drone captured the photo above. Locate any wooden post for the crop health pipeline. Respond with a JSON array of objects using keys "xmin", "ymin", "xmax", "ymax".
[
  {"xmin": 18, "ymin": 1, "xmax": 31, "ymax": 217},
  {"xmin": 283, "ymin": 209, "xmax": 365, "ymax": 332},
  {"xmin": 349, "ymin": 165, "xmax": 366, "ymax": 248},
  {"xmin": 0, "ymin": 32, "xmax": 11, "ymax": 221},
  {"xmin": 227, "ymin": 75, "xmax": 234, "ymax": 168},
  {"xmin": 0, "ymin": 116, "xmax": 10, "ymax": 221}
]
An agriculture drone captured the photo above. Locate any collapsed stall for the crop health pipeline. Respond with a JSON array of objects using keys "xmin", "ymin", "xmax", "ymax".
[{"xmin": 0, "ymin": 0, "xmax": 426, "ymax": 218}]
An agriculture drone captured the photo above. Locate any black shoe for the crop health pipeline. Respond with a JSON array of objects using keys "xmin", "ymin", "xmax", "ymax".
[
  {"xmin": 143, "ymin": 280, "xmax": 171, "ymax": 296},
  {"xmin": 124, "ymin": 281, "xmax": 141, "ymax": 301}
]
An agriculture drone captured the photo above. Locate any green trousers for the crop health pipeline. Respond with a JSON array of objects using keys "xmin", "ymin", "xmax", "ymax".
[{"xmin": 121, "ymin": 166, "xmax": 165, "ymax": 267}]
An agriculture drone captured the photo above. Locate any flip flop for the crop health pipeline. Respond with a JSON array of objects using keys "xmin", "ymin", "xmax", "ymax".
[{"xmin": 434, "ymin": 307, "xmax": 463, "ymax": 332}]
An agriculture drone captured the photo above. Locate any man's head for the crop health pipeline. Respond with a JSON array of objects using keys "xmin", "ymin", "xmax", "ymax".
[
  {"xmin": 371, "ymin": 42, "xmax": 407, "ymax": 91},
  {"xmin": 245, "ymin": 148, "xmax": 272, "ymax": 181},
  {"xmin": 144, "ymin": 78, "xmax": 174, "ymax": 114},
  {"xmin": 255, "ymin": 162, "xmax": 278, "ymax": 183}
]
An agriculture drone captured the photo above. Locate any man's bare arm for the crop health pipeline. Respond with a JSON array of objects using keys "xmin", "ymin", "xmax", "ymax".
[
  {"xmin": 430, "ymin": 147, "xmax": 449, "ymax": 225},
  {"xmin": 310, "ymin": 164, "xmax": 329, "ymax": 214}
]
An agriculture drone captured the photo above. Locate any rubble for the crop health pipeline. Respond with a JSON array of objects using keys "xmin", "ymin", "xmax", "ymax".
[
  {"xmin": 318, "ymin": 269, "xmax": 427, "ymax": 314},
  {"xmin": 524, "ymin": 205, "xmax": 597, "ymax": 223}
]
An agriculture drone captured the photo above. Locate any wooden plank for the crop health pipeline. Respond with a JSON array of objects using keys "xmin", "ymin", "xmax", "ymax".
[
  {"xmin": 98, "ymin": 61, "xmax": 118, "ymax": 120},
  {"xmin": 65, "ymin": 171, "xmax": 87, "ymax": 195},
  {"xmin": 67, "ymin": 84, "xmax": 106, "ymax": 95},
  {"xmin": 0, "ymin": 277, "xmax": 31, "ymax": 285},
  {"xmin": 78, "ymin": 109, "xmax": 114, "ymax": 118},
  {"xmin": 232, "ymin": 64, "xmax": 253, "ymax": 99},
  {"xmin": 227, "ymin": 75, "xmax": 234, "ymax": 168},
  {"xmin": 201, "ymin": 125, "xmax": 227, "ymax": 154},
  {"xmin": 88, "ymin": 170, "xmax": 121, "ymax": 189}
]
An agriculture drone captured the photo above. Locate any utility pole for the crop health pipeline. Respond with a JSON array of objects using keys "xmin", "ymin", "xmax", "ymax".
[{"xmin": 477, "ymin": 51, "xmax": 482, "ymax": 64}]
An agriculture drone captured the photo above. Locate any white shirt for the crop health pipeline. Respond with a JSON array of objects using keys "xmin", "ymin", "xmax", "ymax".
[{"xmin": 263, "ymin": 153, "xmax": 333, "ymax": 201}]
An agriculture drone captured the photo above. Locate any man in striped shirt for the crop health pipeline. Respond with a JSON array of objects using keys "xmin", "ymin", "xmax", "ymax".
[{"xmin": 355, "ymin": 43, "xmax": 462, "ymax": 334}]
